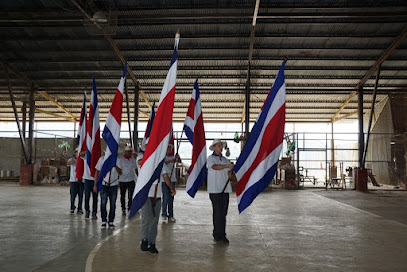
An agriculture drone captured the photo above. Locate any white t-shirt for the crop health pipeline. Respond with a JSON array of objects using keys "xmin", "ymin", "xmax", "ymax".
[
  {"xmin": 119, "ymin": 156, "xmax": 137, "ymax": 182},
  {"xmin": 207, "ymin": 153, "xmax": 232, "ymax": 193},
  {"xmin": 95, "ymin": 156, "xmax": 122, "ymax": 187},
  {"xmin": 82, "ymin": 153, "xmax": 94, "ymax": 181},
  {"xmin": 68, "ymin": 158, "xmax": 77, "ymax": 182},
  {"xmin": 161, "ymin": 156, "xmax": 177, "ymax": 183}
]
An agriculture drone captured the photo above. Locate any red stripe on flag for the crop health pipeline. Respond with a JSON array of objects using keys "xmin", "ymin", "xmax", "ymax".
[
  {"xmin": 186, "ymin": 99, "xmax": 195, "ymax": 119},
  {"xmin": 110, "ymin": 90, "xmax": 123, "ymax": 124},
  {"xmin": 190, "ymin": 113, "xmax": 205, "ymax": 172},
  {"xmin": 141, "ymin": 87, "xmax": 175, "ymax": 167},
  {"xmin": 90, "ymin": 128, "xmax": 101, "ymax": 177},
  {"xmin": 236, "ymin": 104, "xmax": 285, "ymax": 196}
]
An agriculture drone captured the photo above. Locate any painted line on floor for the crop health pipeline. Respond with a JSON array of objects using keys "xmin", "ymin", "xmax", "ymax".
[{"xmin": 85, "ymin": 221, "xmax": 133, "ymax": 272}]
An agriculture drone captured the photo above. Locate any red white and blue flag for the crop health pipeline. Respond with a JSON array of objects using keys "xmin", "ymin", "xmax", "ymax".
[
  {"xmin": 76, "ymin": 92, "xmax": 87, "ymax": 181},
  {"xmin": 235, "ymin": 61, "xmax": 286, "ymax": 213},
  {"xmin": 96, "ymin": 66, "xmax": 127, "ymax": 191},
  {"xmin": 183, "ymin": 79, "xmax": 207, "ymax": 197},
  {"xmin": 130, "ymin": 32, "xmax": 179, "ymax": 219},
  {"xmin": 140, "ymin": 102, "xmax": 155, "ymax": 152},
  {"xmin": 85, "ymin": 77, "xmax": 101, "ymax": 178}
]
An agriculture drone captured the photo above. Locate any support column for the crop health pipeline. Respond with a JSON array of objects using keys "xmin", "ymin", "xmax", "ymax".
[
  {"xmin": 28, "ymin": 84, "xmax": 35, "ymax": 164},
  {"xmin": 245, "ymin": 79, "xmax": 250, "ymax": 142},
  {"xmin": 331, "ymin": 122, "xmax": 335, "ymax": 166},
  {"xmin": 22, "ymin": 101, "xmax": 27, "ymax": 138},
  {"xmin": 358, "ymin": 86, "xmax": 364, "ymax": 169},
  {"xmin": 133, "ymin": 83, "xmax": 140, "ymax": 149},
  {"xmin": 125, "ymin": 79, "xmax": 132, "ymax": 148}
]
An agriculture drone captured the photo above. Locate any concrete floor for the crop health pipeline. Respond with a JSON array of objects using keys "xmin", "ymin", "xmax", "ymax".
[{"xmin": 1, "ymin": 182, "xmax": 407, "ymax": 272}]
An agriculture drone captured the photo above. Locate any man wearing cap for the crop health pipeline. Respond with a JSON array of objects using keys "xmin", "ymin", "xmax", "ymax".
[
  {"xmin": 207, "ymin": 139, "xmax": 234, "ymax": 244},
  {"xmin": 67, "ymin": 148, "xmax": 84, "ymax": 214},
  {"xmin": 94, "ymin": 155, "xmax": 122, "ymax": 229},
  {"xmin": 161, "ymin": 143, "xmax": 179, "ymax": 222},
  {"xmin": 119, "ymin": 145, "xmax": 138, "ymax": 215}
]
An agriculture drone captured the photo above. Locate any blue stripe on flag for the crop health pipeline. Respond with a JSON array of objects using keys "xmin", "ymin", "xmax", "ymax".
[
  {"xmin": 169, "ymin": 45, "xmax": 178, "ymax": 69},
  {"xmin": 237, "ymin": 161, "xmax": 278, "ymax": 213},
  {"xmin": 129, "ymin": 159, "xmax": 165, "ymax": 219},
  {"xmin": 86, "ymin": 148, "xmax": 91, "ymax": 166},
  {"xmin": 184, "ymin": 125, "xmax": 194, "ymax": 144},
  {"xmin": 234, "ymin": 63, "xmax": 285, "ymax": 173},
  {"xmin": 92, "ymin": 77, "xmax": 98, "ymax": 112},
  {"xmin": 187, "ymin": 163, "xmax": 207, "ymax": 198}
]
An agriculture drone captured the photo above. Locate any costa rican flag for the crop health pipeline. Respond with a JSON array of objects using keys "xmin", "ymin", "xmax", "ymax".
[
  {"xmin": 183, "ymin": 80, "xmax": 207, "ymax": 197},
  {"xmin": 87, "ymin": 77, "xmax": 101, "ymax": 177},
  {"xmin": 235, "ymin": 61, "xmax": 286, "ymax": 213},
  {"xmin": 130, "ymin": 31, "xmax": 179, "ymax": 219},
  {"xmin": 96, "ymin": 66, "xmax": 127, "ymax": 191},
  {"xmin": 76, "ymin": 92, "xmax": 87, "ymax": 181},
  {"xmin": 140, "ymin": 102, "xmax": 155, "ymax": 152}
]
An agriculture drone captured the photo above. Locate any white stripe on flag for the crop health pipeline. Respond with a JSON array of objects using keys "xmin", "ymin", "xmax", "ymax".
[{"xmin": 185, "ymin": 147, "xmax": 206, "ymax": 192}]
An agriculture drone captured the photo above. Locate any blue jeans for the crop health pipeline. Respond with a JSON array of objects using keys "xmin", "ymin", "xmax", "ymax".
[
  {"xmin": 84, "ymin": 179, "xmax": 98, "ymax": 216},
  {"xmin": 77, "ymin": 181, "xmax": 84, "ymax": 211},
  {"xmin": 162, "ymin": 182, "xmax": 175, "ymax": 218},
  {"xmin": 101, "ymin": 185, "xmax": 118, "ymax": 223}
]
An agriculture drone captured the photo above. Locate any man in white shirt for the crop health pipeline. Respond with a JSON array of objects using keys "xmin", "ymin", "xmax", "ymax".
[
  {"xmin": 161, "ymin": 144, "xmax": 179, "ymax": 222},
  {"xmin": 139, "ymin": 143, "xmax": 176, "ymax": 254},
  {"xmin": 94, "ymin": 155, "xmax": 122, "ymax": 229},
  {"xmin": 67, "ymin": 148, "xmax": 83, "ymax": 214},
  {"xmin": 207, "ymin": 139, "xmax": 234, "ymax": 244},
  {"xmin": 119, "ymin": 145, "xmax": 138, "ymax": 215}
]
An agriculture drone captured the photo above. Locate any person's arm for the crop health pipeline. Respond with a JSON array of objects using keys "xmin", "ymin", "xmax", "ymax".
[
  {"xmin": 67, "ymin": 158, "xmax": 76, "ymax": 166},
  {"xmin": 212, "ymin": 164, "xmax": 233, "ymax": 170},
  {"xmin": 163, "ymin": 173, "xmax": 176, "ymax": 196},
  {"xmin": 93, "ymin": 169, "xmax": 100, "ymax": 193},
  {"xmin": 115, "ymin": 166, "xmax": 122, "ymax": 175}
]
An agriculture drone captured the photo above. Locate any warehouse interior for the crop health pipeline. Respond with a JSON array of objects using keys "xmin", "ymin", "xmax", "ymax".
[{"xmin": 0, "ymin": 0, "xmax": 407, "ymax": 271}]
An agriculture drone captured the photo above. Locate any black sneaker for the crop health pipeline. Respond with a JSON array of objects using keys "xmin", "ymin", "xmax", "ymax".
[
  {"xmin": 77, "ymin": 210, "xmax": 83, "ymax": 214},
  {"xmin": 101, "ymin": 222, "xmax": 107, "ymax": 229},
  {"xmin": 214, "ymin": 237, "xmax": 223, "ymax": 243},
  {"xmin": 223, "ymin": 237, "xmax": 230, "ymax": 244},
  {"xmin": 85, "ymin": 211, "xmax": 90, "ymax": 219},
  {"xmin": 70, "ymin": 206, "xmax": 76, "ymax": 213},
  {"xmin": 92, "ymin": 214, "xmax": 97, "ymax": 220},
  {"xmin": 140, "ymin": 239, "xmax": 149, "ymax": 251},
  {"xmin": 148, "ymin": 243, "xmax": 159, "ymax": 254},
  {"xmin": 108, "ymin": 222, "xmax": 115, "ymax": 229}
]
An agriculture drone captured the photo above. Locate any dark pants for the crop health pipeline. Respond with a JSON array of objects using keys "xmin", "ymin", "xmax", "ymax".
[
  {"xmin": 162, "ymin": 182, "xmax": 175, "ymax": 218},
  {"xmin": 119, "ymin": 181, "xmax": 135, "ymax": 212},
  {"xmin": 209, "ymin": 193, "xmax": 229, "ymax": 239},
  {"xmin": 70, "ymin": 182, "xmax": 79, "ymax": 211},
  {"xmin": 101, "ymin": 185, "xmax": 118, "ymax": 223},
  {"xmin": 84, "ymin": 179, "xmax": 98, "ymax": 216}
]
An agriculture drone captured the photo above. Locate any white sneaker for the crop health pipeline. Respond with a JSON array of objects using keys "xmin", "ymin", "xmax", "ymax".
[
  {"xmin": 168, "ymin": 217, "xmax": 176, "ymax": 222},
  {"xmin": 101, "ymin": 222, "xmax": 107, "ymax": 229},
  {"xmin": 161, "ymin": 216, "xmax": 168, "ymax": 221}
]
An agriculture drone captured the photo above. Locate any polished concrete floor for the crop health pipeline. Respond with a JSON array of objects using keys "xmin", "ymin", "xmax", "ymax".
[{"xmin": 1, "ymin": 182, "xmax": 407, "ymax": 272}]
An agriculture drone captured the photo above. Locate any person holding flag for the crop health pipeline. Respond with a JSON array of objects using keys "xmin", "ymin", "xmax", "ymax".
[
  {"xmin": 130, "ymin": 31, "xmax": 180, "ymax": 254},
  {"xmin": 207, "ymin": 139, "xmax": 235, "ymax": 244},
  {"xmin": 161, "ymin": 142, "xmax": 179, "ymax": 222}
]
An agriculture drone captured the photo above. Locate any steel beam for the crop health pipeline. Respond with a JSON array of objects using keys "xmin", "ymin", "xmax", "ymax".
[
  {"xmin": 38, "ymin": 91, "xmax": 77, "ymax": 121},
  {"xmin": 358, "ymin": 87, "xmax": 364, "ymax": 169},
  {"xmin": 70, "ymin": 0, "xmax": 152, "ymax": 110},
  {"xmin": 362, "ymin": 66, "xmax": 381, "ymax": 168},
  {"xmin": 133, "ymin": 83, "xmax": 140, "ymax": 149},
  {"xmin": 4, "ymin": 64, "xmax": 29, "ymax": 163},
  {"xmin": 28, "ymin": 85, "xmax": 35, "ymax": 164},
  {"xmin": 35, "ymin": 108, "xmax": 76, "ymax": 122},
  {"xmin": 125, "ymin": 80, "xmax": 132, "ymax": 148}
]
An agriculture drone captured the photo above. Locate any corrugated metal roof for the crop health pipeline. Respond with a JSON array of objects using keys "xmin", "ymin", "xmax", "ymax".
[{"xmin": 0, "ymin": 0, "xmax": 406, "ymax": 123}]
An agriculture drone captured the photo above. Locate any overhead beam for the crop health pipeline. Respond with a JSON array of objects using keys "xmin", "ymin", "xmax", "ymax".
[
  {"xmin": 356, "ymin": 25, "xmax": 407, "ymax": 90},
  {"xmin": 332, "ymin": 110, "xmax": 358, "ymax": 122},
  {"xmin": 38, "ymin": 91, "xmax": 77, "ymax": 121},
  {"xmin": 71, "ymin": 0, "xmax": 152, "ymax": 110},
  {"xmin": 331, "ymin": 92, "xmax": 357, "ymax": 121},
  {"xmin": 35, "ymin": 108, "xmax": 76, "ymax": 122}
]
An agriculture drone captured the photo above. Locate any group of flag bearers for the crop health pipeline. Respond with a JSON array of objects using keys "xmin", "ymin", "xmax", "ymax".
[{"xmin": 69, "ymin": 30, "xmax": 287, "ymax": 255}]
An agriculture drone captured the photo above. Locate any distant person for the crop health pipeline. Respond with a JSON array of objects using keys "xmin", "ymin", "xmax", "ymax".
[
  {"xmin": 119, "ymin": 145, "xmax": 138, "ymax": 215},
  {"xmin": 94, "ymin": 155, "xmax": 122, "ymax": 229},
  {"xmin": 161, "ymin": 143, "xmax": 179, "ymax": 222},
  {"xmin": 67, "ymin": 148, "xmax": 83, "ymax": 214},
  {"xmin": 207, "ymin": 139, "xmax": 234, "ymax": 244}
]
